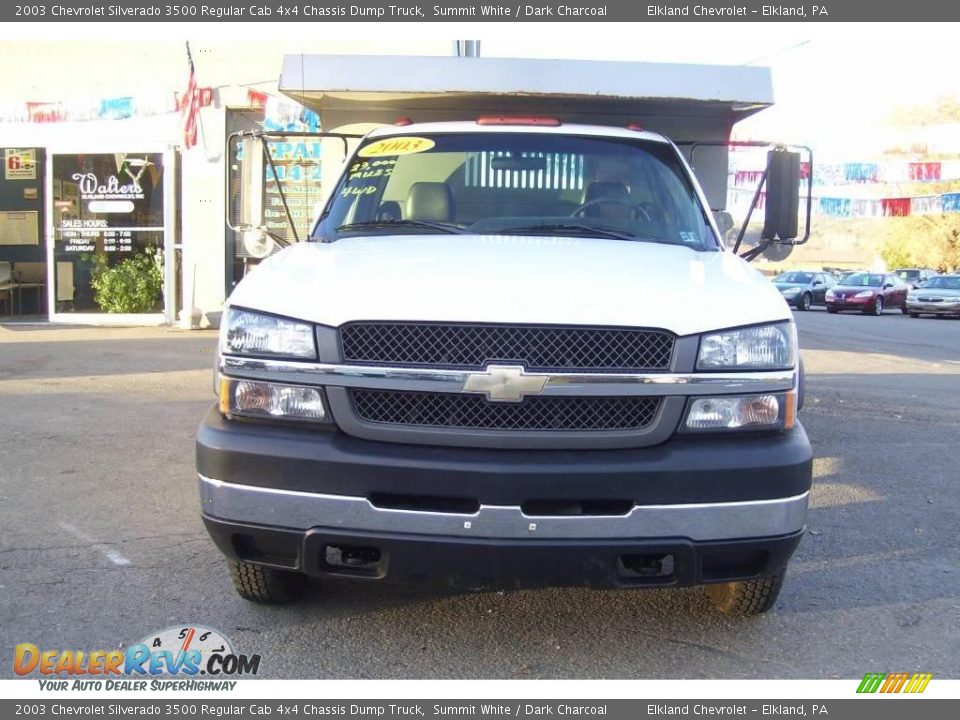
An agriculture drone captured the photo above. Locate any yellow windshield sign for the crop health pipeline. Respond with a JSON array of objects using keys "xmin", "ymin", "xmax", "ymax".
[{"xmin": 358, "ymin": 137, "xmax": 435, "ymax": 158}]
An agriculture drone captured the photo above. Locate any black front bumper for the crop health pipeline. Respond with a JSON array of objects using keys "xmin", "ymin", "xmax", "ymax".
[
  {"xmin": 197, "ymin": 407, "xmax": 811, "ymax": 590},
  {"xmin": 197, "ymin": 407, "xmax": 811, "ymax": 506},
  {"xmin": 203, "ymin": 515, "xmax": 804, "ymax": 590}
]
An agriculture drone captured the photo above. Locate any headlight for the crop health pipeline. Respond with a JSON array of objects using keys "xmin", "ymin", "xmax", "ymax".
[
  {"xmin": 907, "ymin": 293, "xmax": 917, "ymax": 301},
  {"xmin": 854, "ymin": 290, "xmax": 874, "ymax": 298},
  {"xmin": 219, "ymin": 378, "xmax": 329, "ymax": 423},
  {"xmin": 682, "ymin": 393, "xmax": 795, "ymax": 432},
  {"xmin": 697, "ymin": 322, "xmax": 796, "ymax": 370},
  {"xmin": 221, "ymin": 308, "xmax": 316, "ymax": 359},
  {"xmin": 825, "ymin": 289, "xmax": 836, "ymax": 299},
  {"xmin": 780, "ymin": 287, "xmax": 800, "ymax": 295}
]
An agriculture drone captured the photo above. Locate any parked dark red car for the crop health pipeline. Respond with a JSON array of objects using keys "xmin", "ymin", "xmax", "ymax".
[{"xmin": 825, "ymin": 272, "xmax": 909, "ymax": 315}]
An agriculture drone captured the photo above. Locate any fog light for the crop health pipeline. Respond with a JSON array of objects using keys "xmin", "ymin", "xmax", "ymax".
[
  {"xmin": 685, "ymin": 394, "xmax": 781, "ymax": 430},
  {"xmin": 220, "ymin": 378, "xmax": 327, "ymax": 423}
]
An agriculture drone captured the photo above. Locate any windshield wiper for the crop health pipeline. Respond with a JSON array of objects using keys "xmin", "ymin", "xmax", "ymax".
[
  {"xmin": 494, "ymin": 223, "xmax": 671, "ymax": 244},
  {"xmin": 336, "ymin": 220, "xmax": 468, "ymax": 235}
]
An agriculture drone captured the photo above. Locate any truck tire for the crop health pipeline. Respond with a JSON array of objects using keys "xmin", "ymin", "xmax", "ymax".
[
  {"xmin": 705, "ymin": 570, "xmax": 785, "ymax": 615},
  {"xmin": 228, "ymin": 560, "xmax": 307, "ymax": 604}
]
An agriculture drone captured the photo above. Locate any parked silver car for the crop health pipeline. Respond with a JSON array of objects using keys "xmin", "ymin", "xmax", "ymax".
[
  {"xmin": 895, "ymin": 268, "xmax": 937, "ymax": 289},
  {"xmin": 905, "ymin": 274, "xmax": 960, "ymax": 317}
]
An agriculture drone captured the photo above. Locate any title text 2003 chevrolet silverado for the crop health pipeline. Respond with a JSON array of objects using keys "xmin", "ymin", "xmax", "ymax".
[{"xmin": 197, "ymin": 120, "xmax": 812, "ymax": 615}]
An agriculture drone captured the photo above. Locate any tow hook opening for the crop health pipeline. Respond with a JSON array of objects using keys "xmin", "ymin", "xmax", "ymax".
[
  {"xmin": 322, "ymin": 543, "xmax": 385, "ymax": 577},
  {"xmin": 618, "ymin": 552, "xmax": 676, "ymax": 582}
]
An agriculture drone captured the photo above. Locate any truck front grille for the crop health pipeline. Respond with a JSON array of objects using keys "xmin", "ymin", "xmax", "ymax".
[
  {"xmin": 340, "ymin": 322, "xmax": 674, "ymax": 373},
  {"xmin": 350, "ymin": 389, "xmax": 661, "ymax": 431}
]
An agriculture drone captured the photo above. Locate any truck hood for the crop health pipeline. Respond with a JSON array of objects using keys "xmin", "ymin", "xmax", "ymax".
[{"xmin": 228, "ymin": 235, "xmax": 791, "ymax": 337}]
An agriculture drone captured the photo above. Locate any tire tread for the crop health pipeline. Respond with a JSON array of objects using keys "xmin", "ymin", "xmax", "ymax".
[
  {"xmin": 706, "ymin": 571, "xmax": 785, "ymax": 616},
  {"xmin": 228, "ymin": 560, "xmax": 306, "ymax": 604}
]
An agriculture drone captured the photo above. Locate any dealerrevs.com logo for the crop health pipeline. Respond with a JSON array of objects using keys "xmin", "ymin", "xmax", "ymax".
[{"xmin": 14, "ymin": 625, "xmax": 260, "ymax": 691}]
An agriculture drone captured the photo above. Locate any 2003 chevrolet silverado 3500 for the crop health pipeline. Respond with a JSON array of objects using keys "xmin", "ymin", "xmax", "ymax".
[{"xmin": 198, "ymin": 119, "xmax": 812, "ymax": 615}]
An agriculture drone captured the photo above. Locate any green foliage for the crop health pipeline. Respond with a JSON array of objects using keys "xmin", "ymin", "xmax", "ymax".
[
  {"xmin": 879, "ymin": 216, "xmax": 960, "ymax": 273},
  {"xmin": 879, "ymin": 237, "xmax": 914, "ymax": 271},
  {"xmin": 89, "ymin": 247, "xmax": 163, "ymax": 314}
]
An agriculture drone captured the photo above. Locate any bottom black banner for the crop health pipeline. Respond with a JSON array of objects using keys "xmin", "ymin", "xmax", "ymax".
[{"xmin": 2, "ymin": 700, "xmax": 957, "ymax": 720}]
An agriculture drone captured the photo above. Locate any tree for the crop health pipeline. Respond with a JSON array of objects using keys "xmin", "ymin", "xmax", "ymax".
[{"xmin": 878, "ymin": 215, "xmax": 960, "ymax": 272}]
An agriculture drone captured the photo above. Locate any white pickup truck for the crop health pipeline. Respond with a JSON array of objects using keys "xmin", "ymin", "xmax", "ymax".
[{"xmin": 198, "ymin": 117, "xmax": 811, "ymax": 615}]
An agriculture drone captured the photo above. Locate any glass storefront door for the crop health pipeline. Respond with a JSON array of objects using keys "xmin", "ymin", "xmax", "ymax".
[{"xmin": 47, "ymin": 149, "xmax": 174, "ymax": 323}]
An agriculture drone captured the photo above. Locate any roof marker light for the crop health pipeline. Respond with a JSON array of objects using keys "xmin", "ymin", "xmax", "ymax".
[{"xmin": 476, "ymin": 115, "xmax": 561, "ymax": 127}]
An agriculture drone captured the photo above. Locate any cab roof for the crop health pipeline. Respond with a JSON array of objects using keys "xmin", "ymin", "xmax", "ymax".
[{"xmin": 365, "ymin": 121, "xmax": 672, "ymax": 144}]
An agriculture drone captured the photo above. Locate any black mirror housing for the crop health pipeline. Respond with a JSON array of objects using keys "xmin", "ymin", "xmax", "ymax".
[{"xmin": 762, "ymin": 149, "xmax": 801, "ymax": 242}]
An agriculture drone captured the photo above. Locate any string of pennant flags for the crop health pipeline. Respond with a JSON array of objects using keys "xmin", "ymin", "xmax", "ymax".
[
  {"xmin": 728, "ymin": 185, "xmax": 960, "ymax": 217},
  {"xmin": 0, "ymin": 87, "xmax": 319, "ymax": 133},
  {"xmin": 730, "ymin": 150, "xmax": 960, "ymax": 217},
  {"xmin": 733, "ymin": 160, "xmax": 960, "ymax": 188}
]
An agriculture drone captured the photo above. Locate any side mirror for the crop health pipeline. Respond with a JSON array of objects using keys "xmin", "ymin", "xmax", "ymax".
[
  {"xmin": 813, "ymin": 280, "xmax": 824, "ymax": 287},
  {"xmin": 238, "ymin": 136, "xmax": 265, "ymax": 231},
  {"xmin": 762, "ymin": 149, "xmax": 801, "ymax": 242}
]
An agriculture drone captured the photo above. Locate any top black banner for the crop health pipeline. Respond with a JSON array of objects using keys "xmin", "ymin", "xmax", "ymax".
[{"xmin": 6, "ymin": 0, "xmax": 960, "ymax": 22}]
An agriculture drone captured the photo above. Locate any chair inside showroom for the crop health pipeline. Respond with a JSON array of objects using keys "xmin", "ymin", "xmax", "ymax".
[
  {"xmin": 13, "ymin": 262, "xmax": 46, "ymax": 315},
  {"xmin": 581, "ymin": 181, "xmax": 633, "ymax": 223},
  {"xmin": 405, "ymin": 182, "xmax": 455, "ymax": 223}
]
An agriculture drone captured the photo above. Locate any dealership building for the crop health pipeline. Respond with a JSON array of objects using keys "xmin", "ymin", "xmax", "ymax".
[{"xmin": 0, "ymin": 40, "xmax": 449, "ymax": 327}]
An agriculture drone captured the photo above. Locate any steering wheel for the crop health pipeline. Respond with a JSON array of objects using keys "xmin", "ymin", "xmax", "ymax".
[{"xmin": 570, "ymin": 199, "xmax": 653, "ymax": 223}]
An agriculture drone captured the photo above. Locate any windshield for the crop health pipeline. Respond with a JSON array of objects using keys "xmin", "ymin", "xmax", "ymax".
[
  {"xmin": 923, "ymin": 276, "xmax": 959, "ymax": 290},
  {"xmin": 775, "ymin": 272, "xmax": 813, "ymax": 283},
  {"xmin": 844, "ymin": 273, "xmax": 884, "ymax": 287},
  {"xmin": 314, "ymin": 132, "xmax": 716, "ymax": 249}
]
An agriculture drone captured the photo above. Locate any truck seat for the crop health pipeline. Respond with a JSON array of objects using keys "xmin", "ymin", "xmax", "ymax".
[
  {"xmin": 406, "ymin": 182, "xmax": 455, "ymax": 223},
  {"xmin": 582, "ymin": 181, "xmax": 631, "ymax": 222}
]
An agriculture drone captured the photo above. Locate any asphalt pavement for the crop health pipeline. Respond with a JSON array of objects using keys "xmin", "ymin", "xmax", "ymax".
[{"xmin": 1, "ymin": 310, "xmax": 958, "ymax": 679}]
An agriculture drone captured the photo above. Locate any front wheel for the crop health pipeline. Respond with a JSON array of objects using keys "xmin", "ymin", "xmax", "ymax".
[
  {"xmin": 705, "ymin": 570, "xmax": 786, "ymax": 616},
  {"xmin": 867, "ymin": 297, "xmax": 884, "ymax": 315},
  {"xmin": 909, "ymin": 312, "xmax": 920, "ymax": 318},
  {"xmin": 797, "ymin": 293, "xmax": 812, "ymax": 311},
  {"xmin": 228, "ymin": 560, "xmax": 307, "ymax": 604},
  {"xmin": 901, "ymin": 304, "xmax": 909, "ymax": 315}
]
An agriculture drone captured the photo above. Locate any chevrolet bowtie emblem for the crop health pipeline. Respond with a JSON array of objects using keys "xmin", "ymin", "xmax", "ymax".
[{"xmin": 462, "ymin": 365, "xmax": 550, "ymax": 402}]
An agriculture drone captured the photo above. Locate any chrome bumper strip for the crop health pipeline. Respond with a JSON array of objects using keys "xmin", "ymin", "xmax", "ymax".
[
  {"xmin": 199, "ymin": 475, "xmax": 808, "ymax": 541},
  {"xmin": 219, "ymin": 356, "xmax": 795, "ymax": 398}
]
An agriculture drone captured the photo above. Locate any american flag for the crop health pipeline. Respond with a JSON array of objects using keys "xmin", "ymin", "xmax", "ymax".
[{"xmin": 180, "ymin": 43, "xmax": 199, "ymax": 149}]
